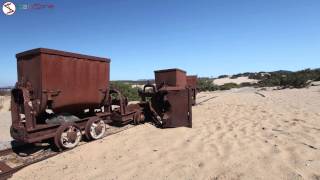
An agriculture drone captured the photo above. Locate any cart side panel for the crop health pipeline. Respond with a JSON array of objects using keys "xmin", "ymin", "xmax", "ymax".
[
  {"xmin": 186, "ymin": 75, "xmax": 197, "ymax": 89},
  {"xmin": 17, "ymin": 55, "xmax": 42, "ymax": 99},
  {"xmin": 162, "ymin": 89, "xmax": 192, "ymax": 128},
  {"xmin": 41, "ymin": 53, "xmax": 110, "ymax": 113},
  {"xmin": 154, "ymin": 69, "xmax": 186, "ymax": 89}
]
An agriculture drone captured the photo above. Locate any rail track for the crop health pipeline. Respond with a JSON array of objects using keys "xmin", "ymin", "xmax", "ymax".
[
  {"xmin": 195, "ymin": 96, "xmax": 217, "ymax": 105},
  {"xmin": 0, "ymin": 124, "xmax": 135, "ymax": 180}
]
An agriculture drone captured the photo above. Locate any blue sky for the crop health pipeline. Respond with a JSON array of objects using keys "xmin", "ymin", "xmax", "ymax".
[{"xmin": 1, "ymin": 0, "xmax": 320, "ymax": 86}]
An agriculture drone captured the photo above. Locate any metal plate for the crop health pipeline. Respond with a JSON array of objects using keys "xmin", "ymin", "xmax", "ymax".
[
  {"xmin": 161, "ymin": 88, "xmax": 192, "ymax": 128},
  {"xmin": 154, "ymin": 68, "xmax": 187, "ymax": 89}
]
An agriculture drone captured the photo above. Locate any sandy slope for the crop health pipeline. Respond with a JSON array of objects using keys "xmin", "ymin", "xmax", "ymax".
[
  {"xmin": 11, "ymin": 87, "xmax": 320, "ymax": 180},
  {"xmin": 213, "ymin": 77, "xmax": 258, "ymax": 85}
]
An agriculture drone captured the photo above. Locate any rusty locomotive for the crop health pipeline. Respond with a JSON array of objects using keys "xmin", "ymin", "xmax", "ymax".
[{"xmin": 10, "ymin": 48, "xmax": 195, "ymax": 150}]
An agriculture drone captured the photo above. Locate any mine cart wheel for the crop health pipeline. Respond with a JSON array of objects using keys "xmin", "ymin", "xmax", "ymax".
[
  {"xmin": 85, "ymin": 118, "xmax": 106, "ymax": 140},
  {"xmin": 54, "ymin": 123, "xmax": 82, "ymax": 150}
]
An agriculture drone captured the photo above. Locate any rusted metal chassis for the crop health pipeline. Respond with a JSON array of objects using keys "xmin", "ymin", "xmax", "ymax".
[
  {"xmin": 108, "ymin": 88, "xmax": 144, "ymax": 125},
  {"xmin": 186, "ymin": 75, "xmax": 198, "ymax": 106},
  {"xmin": 10, "ymin": 86, "xmax": 111, "ymax": 144},
  {"xmin": 10, "ymin": 86, "xmax": 143, "ymax": 144},
  {"xmin": 139, "ymin": 84, "xmax": 192, "ymax": 128}
]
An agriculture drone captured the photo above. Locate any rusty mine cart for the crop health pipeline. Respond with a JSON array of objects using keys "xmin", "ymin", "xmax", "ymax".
[
  {"xmin": 138, "ymin": 69, "xmax": 193, "ymax": 128},
  {"xmin": 10, "ymin": 48, "xmax": 194, "ymax": 151},
  {"xmin": 10, "ymin": 48, "xmax": 144, "ymax": 150}
]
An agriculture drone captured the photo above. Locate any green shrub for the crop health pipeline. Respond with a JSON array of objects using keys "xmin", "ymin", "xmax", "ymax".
[
  {"xmin": 218, "ymin": 75, "xmax": 228, "ymax": 78},
  {"xmin": 258, "ymin": 68, "xmax": 320, "ymax": 88},
  {"xmin": 197, "ymin": 79, "xmax": 219, "ymax": 91},
  {"xmin": 248, "ymin": 73, "xmax": 268, "ymax": 80},
  {"xmin": 219, "ymin": 83, "xmax": 239, "ymax": 90},
  {"xmin": 240, "ymin": 82, "xmax": 257, "ymax": 87},
  {"xmin": 110, "ymin": 81, "xmax": 140, "ymax": 101}
]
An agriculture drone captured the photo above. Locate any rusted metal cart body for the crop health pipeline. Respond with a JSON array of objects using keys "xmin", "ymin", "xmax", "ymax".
[
  {"xmin": 10, "ymin": 48, "xmax": 143, "ymax": 150},
  {"xmin": 15, "ymin": 48, "xmax": 110, "ymax": 115},
  {"xmin": 139, "ymin": 69, "xmax": 192, "ymax": 128},
  {"xmin": 186, "ymin": 75, "xmax": 198, "ymax": 105},
  {"xmin": 154, "ymin": 68, "xmax": 187, "ymax": 89}
]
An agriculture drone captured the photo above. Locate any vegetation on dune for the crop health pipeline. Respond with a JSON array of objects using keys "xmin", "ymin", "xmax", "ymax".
[
  {"xmin": 197, "ymin": 78, "xmax": 219, "ymax": 91},
  {"xmin": 110, "ymin": 81, "xmax": 141, "ymax": 101},
  {"xmin": 257, "ymin": 68, "xmax": 320, "ymax": 88},
  {"xmin": 217, "ymin": 75, "xmax": 228, "ymax": 78},
  {"xmin": 219, "ymin": 83, "xmax": 240, "ymax": 90},
  {"xmin": 197, "ymin": 68, "xmax": 320, "ymax": 92},
  {"xmin": 239, "ymin": 82, "xmax": 256, "ymax": 87},
  {"xmin": 197, "ymin": 79, "xmax": 244, "ymax": 91},
  {"xmin": 231, "ymin": 72, "xmax": 261, "ymax": 79}
]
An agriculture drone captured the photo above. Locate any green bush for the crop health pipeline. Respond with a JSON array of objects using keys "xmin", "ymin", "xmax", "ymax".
[
  {"xmin": 248, "ymin": 73, "xmax": 268, "ymax": 80},
  {"xmin": 218, "ymin": 75, "xmax": 228, "ymax": 78},
  {"xmin": 197, "ymin": 79, "xmax": 219, "ymax": 91},
  {"xmin": 240, "ymin": 82, "xmax": 257, "ymax": 87},
  {"xmin": 219, "ymin": 83, "xmax": 239, "ymax": 90},
  {"xmin": 110, "ymin": 81, "xmax": 140, "ymax": 101},
  {"xmin": 258, "ymin": 68, "xmax": 320, "ymax": 88}
]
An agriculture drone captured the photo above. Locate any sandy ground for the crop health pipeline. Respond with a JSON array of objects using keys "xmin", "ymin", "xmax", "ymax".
[
  {"xmin": 131, "ymin": 84, "xmax": 145, "ymax": 89},
  {"xmin": 0, "ymin": 111, "xmax": 12, "ymax": 143},
  {"xmin": 0, "ymin": 96, "xmax": 12, "ymax": 146},
  {"xmin": 213, "ymin": 77, "xmax": 258, "ymax": 85},
  {"xmin": 0, "ymin": 95, "xmax": 10, "ymax": 112},
  {"xmin": 10, "ymin": 86, "xmax": 320, "ymax": 180}
]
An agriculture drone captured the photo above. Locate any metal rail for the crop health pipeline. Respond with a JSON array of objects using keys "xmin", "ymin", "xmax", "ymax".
[
  {"xmin": 195, "ymin": 96, "xmax": 217, "ymax": 105},
  {"xmin": 0, "ymin": 124, "xmax": 135, "ymax": 180}
]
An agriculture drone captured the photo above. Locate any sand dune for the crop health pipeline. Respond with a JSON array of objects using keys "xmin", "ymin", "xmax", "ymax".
[
  {"xmin": 213, "ymin": 76, "xmax": 258, "ymax": 85},
  {"xmin": 11, "ymin": 86, "xmax": 320, "ymax": 180}
]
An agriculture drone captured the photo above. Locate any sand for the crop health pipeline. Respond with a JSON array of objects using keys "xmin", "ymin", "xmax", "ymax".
[
  {"xmin": 213, "ymin": 76, "xmax": 258, "ymax": 86},
  {"xmin": 0, "ymin": 96, "xmax": 10, "ymax": 112},
  {"xmin": 10, "ymin": 86, "xmax": 320, "ymax": 180},
  {"xmin": 0, "ymin": 111, "xmax": 12, "ymax": 143},
  {"xmin": 0, "ymin": 96, "xmax": 13, "ymax": 147}
]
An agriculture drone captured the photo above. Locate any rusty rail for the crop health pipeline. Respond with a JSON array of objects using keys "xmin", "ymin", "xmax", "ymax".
[
  {"xmin": 0, "ymin": 124, "xmax": 135, "ymax": 179},
  {"xmin": 195, "ymin": 96, "xmax": 217, "ymax": 105}
]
